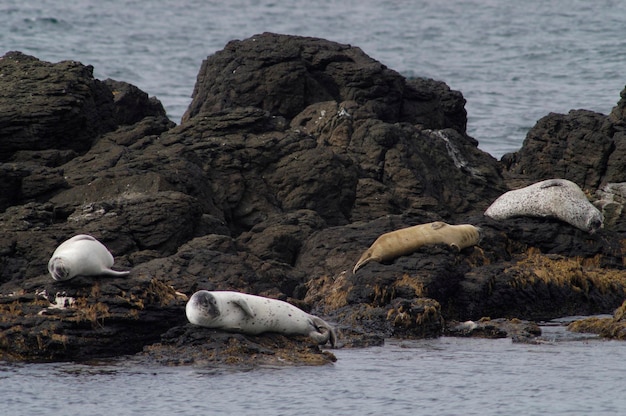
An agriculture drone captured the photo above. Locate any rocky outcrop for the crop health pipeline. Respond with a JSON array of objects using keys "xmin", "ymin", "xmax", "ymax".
[
  {"xmin": 182, "ymin": 33, "xmax": 467, "ymax": 133},
  {"xmin": 568, "ymin": 300, "xmax": 626, "ymax": 340},
  {"xmin": 501, "ymin": 85, "xmax": 626, "ymax": 190},
  {"xmin": 1, "ymin": 33, "xmax": 625, "ymax": 365}
]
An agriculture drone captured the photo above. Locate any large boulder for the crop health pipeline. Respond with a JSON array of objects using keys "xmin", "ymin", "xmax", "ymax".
[
  {"xmin": 502, "ymin": 85, "xmax": 626, "ymax": 189},
  {"xmin": 182, "ymin": 32, "xmax": 467, "ymax": 132},
  {"xmin": 0, "ymin": 52, "xmax": 116, "ymax": 161}
]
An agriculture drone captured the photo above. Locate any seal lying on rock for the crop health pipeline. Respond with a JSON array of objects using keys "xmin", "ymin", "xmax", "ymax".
[
  {"xmin": 48, "ymin": 234, "xmax": 130, "ymax": 281},
  {"xmin": 185, "ymin": 290, "xmax": 337, "ymax": 347},
  {"xmin": 484, "ymin": 178, "xmax": 603, "ymax": 233},
  {"xmin": 353, "ymin": 221, "xmax": 481, "ymax": 273}
]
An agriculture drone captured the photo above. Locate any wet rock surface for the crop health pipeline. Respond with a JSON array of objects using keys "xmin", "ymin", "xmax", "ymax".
[
  {"xmin": 1, "ymin": 33, "xmax": 625, "ymax": 365},
  {"xmin": 567, "ymin": 300, "xmax": 626, "ymax": 340}
]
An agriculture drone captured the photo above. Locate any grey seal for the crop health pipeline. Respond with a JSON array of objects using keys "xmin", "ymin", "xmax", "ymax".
[
  {"xmin": 48, "ymin": 234, "xmax": 130, "ymax": 281},
  {"xmin": 484, "ymin": 178, "xmax": 603, "ymax": 233},
  {"xmin": 185, "ymin": 290, "xmax": 337, "ymax": 347}
]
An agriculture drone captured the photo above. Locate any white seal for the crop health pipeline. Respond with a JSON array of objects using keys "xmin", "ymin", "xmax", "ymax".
[
  {"xmin": 48, "ymin": 234, "xmax": 130, "ymax": 281},
  {"xmin": 185, "ymin": 290, "xmax": 337, "ymax": 347},
  {"xmin": 484, "ymin": 178, "xmax": 603, "ymax": 233}
]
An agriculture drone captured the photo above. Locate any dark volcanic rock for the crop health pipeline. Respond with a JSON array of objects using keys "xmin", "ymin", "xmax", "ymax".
[
  {"xmin": 502, "ymin": 85, "xmax": 626, "ymax": 189},
  {"xmin": 0, "ymin": 51, "xmax": 174, "ymax": 212},
  {"xmin": 1, "ymin": 34, "xmax": 626, "ymax": 364},
  {"xmin": 182, "ymin": 33, "xmax": 505, "ymax": 220},
  {"xmin": 501, "ymin": 110, "xmax": 614, "ymax": 189},
  {"xmin": 0, "ymin": 274, "xmax": 186, "ymax": 362},
  {"xmin": 0, "ymin": 52, "xmax": 116, "ymax": 161},
  {"xmin": 444, "ymin": 317, "xmax": 542, "ymax": 341},
  {"xmin": 182, "ymin": 32, "xmax": 467, "ymax": 131},
  {"xmin": 140, "ymin": 325, "xmax": 337, "ymax": 367}
]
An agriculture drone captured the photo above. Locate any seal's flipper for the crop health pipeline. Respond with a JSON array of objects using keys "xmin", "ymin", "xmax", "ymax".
[
  {"xmin": 69, "ymin": 234, "xmax": 97, "ymax": 242},
  {"xmin": 540, "ymin": 179, "xmax": 564, "ymax": 189},
  {"xmin": 310, "ymin": 316, "xmax": 337, "ymax": 347},
  {"xmin": 353, "ymin": 251, "xmax": 374, "ymax": 274},
  {"xmin": 430, "ymin": 221, "xmax": 445, "ymax": 230},
  {"xmin": 232, "ymin": 297, "xmax": 255, "ymax": 318},
  {"xmin": 101, "ymin": 269, "xmax": 130, "ymax": 277}
]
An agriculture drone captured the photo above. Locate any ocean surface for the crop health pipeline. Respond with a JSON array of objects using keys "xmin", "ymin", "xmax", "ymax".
[
  {"xmin": 2, "ymin": 0, "xmax": 625, "ymax": 158},
  {"xmin": 2, "ymin": 1, "xmax": 626, "ymax": 414},
  {"xmin": 2, "ymin": 322, "xmax": 625, "ymax": 416}
]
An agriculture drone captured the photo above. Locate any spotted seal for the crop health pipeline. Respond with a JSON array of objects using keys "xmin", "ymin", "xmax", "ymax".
[
  {"xmin": 185, "ymin": 290, "xmax": 337, "ymax": 347},
  {"xmin": 484, "ymin": 178, "xmax": 603, "ymax": 233}
]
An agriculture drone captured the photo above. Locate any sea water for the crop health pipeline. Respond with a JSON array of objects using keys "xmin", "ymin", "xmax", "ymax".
[
  {"xmin": 2, "ymin": 0, "xmax": 625, "ymax": 158},
  {"xmin": 1, "ymin": 1, "xmax": 626, "ymax": 414},
  {"xmin": 2, "ymin": 325, "xmax": 625, "ymax": 416}
]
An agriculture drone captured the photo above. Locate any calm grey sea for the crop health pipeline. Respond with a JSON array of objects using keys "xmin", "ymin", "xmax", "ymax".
[
  {"xmin": 2, "ymin": 0, "xmax": 625, "ymax": 158},
  {"xmin": 2, "ymin": 324, "xmax": 625, "ymax": 416},
  {"xmin": 2, "ymin": 1, "xmax": 626, "ymax": 414}
]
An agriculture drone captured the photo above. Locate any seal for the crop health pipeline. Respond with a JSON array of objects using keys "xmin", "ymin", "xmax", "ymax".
[
  {"xmin": 185, "ymin": 290, "xmax": 337, "ymax": 347},
  {"xmin": 48, "ymin": 234, "xmax": 130, "ymax": 281},
  {"xmin": 353, "ymin": 221, "xmax": 481, "ymax": 273},
  {"xmin": 484, "ymin": 178, "xmax": 603, "ymax": 233}
]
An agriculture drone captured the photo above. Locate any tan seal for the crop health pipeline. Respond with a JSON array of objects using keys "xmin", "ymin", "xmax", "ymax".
[
  {"xmin": 48, "ymin": 234, "xmax": 130, "ymax": 281},
  {"xmin": 185, "ymin": 290, "xmax": 337, "ymax": 347},
  {"xmin": 352, "ymin": 221, "xmax": 481, "ymax": 273},
  {"xmin": 484, "ymin": 178, "xmax": 603, "ymax": 233}
]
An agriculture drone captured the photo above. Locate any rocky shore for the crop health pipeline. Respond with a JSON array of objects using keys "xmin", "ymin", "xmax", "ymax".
[{"xmin": 1, "ymin": 33, "xmax": 625, "ymax": 365}]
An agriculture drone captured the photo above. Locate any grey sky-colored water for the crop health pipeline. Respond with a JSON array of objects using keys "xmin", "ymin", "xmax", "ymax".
[
  {"xmin": 2, "ymin": 328, "xmax": 625, "ymax": 415},
  {"xmin": 2, "ymin": 0, "xmax": 625, "ymax": 158}
]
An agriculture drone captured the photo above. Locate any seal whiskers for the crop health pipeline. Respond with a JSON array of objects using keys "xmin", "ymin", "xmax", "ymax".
[{"xmin": 353, "ymin": 221, "xmax": 481, "ymax": 273}]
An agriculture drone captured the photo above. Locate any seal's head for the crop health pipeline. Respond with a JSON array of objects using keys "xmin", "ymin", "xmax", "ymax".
[
  {"xmin": 585, "ymin": 210, "xmax": 604, "ymax": 234},
  {"xmin": 186, "ymin": 290, "xmax": 220, "ymax": 326},
  {"xmin": 48, "ymin": 257, "xmax": 70, "ymax": 281}
]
